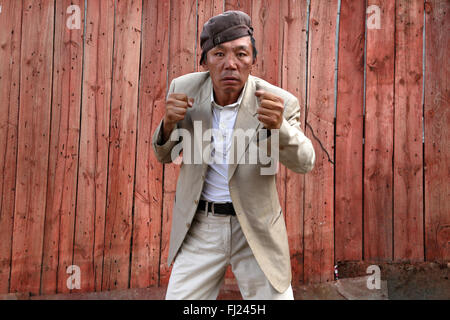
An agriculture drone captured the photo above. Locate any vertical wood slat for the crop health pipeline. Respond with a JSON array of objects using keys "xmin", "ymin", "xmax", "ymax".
[
  {"xmin": 251, "ymin": 0, "xmax": 287, "ymax": 236},
  {"xmin": 303, "ymin": 0, "xmax": 336, "ymax": 283},
  {"xmin": 424, "ymin": 0, "xmax": 449, "ymax": 262},
  {"xmin": 224, "ymin": 0, "xmax": 251, "ymax": 14},
  {"xmin": 0, "ymin": 0, "xmax": 22, "ymax": 293},
  {"xmin": 159, "ymin": 0, "xmax": 198, "ymax": 286},
  {"xmin": 364, "ymin": 0, "xmax": 395, "ymax": 262},
  {"xmin": 131, "ymin": 0, "xmax": 169, "ymax": 288},
  {"xmin": 73, "ymin": 0, "xmax": 115, "ymax": 293},
  {"xmin": 41, "ymin": 0, "xmax": 85, "ymax": 295},
  {"xmin": 335, "ymin": 0, "xmax": 365, "ymax": 262},
  {"xmin": 393, "ymin": 0, "xmax": 424, "ymax": 262},
  {"xmin": 251, "ymin": 0, "xmax": 280, "ymax": 86},
  {"xmin": 281, "ymin": 0, "xmax": 308, "ymax": 286},
  {"xmin": 9, "ymin": 0, "xmax": 55, "ymax": 295},
  {"xmin": 102, "ymin": 0, "xmax": 142, "ymax": 291}
]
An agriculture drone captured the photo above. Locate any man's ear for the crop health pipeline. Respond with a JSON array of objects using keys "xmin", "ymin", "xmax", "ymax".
[
  {"xmin": 201, "ymin": 62, "xmax": 209, "ymax": 71},
  {"xmin": 252, "ymin": 56, "xmax": 257, "ymax": 65}
]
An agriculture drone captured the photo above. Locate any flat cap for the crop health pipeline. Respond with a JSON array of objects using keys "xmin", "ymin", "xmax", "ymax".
[{"xmin": 200, "ymin": 11, "xmax": 253, "ymax": 60}]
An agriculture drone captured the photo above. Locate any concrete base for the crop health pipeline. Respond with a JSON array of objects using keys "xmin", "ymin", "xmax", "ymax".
[
  {"xmin": 335, "ymin": 276, "xmax": 388, "ymax": 300},
  {"xmin": 337, "ymin": 261, "xmax": 450, "ymax": 300}
]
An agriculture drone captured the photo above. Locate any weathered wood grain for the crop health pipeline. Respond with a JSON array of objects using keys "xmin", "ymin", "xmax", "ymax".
[
  {"xmin": 131, "ymin": 0, "xmax": 169, "ymax": 288},
  {"xmin": 225, "ymin": 0, "xmax": 251, "ymax": 14},
  {"xmin": 9, "ymin": 0, "xmax": 55, "ymax": 295},
  {"xmin": 72, "ymin": 0, "xmax": 115, "ymax": 293},
  {"xmin": 41, "ymin": 0, "xmax": 85, "ymax": 295},
  {"xmin": 0, "ymin": 0, "xmax": 22, "ymax": 293},
  {"xmin": 251, "ymin": 0, "xmax": 281, "ymax": 86},
  {"xmin": 424, "ymin": 0, "xmax": 449, "ymax": 262},
  {"xmin": 303, "ymin": 0, "xmax": 336, "ymax": 283},
  {"xmin": 101, "ymin": 0, "xmax": 142, "ymax": 291},
  {"xmin": 393, "ymin": 0, "xmax": 424, "ymax": 262},
  {"xmin": 364, "ymin": 0, "xmax": 395, "ymax": 262},
  {"xmin": 335, "ymin": 0, "xmax": 365, "ymax": 262}
]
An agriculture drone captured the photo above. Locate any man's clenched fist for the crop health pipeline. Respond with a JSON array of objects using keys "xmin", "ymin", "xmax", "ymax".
[
  {"xmin": 162, "ymin": 93, "xmax": 194, "ymax": 142},
  {"xmin": 255, "ymin": 90, "xmax": 284, "ymax": 130}
]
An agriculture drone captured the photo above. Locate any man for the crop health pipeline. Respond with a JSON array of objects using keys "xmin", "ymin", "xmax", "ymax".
[{"xmin": 153, "ymin": 11, "xmax": 315, "ymax": 300}]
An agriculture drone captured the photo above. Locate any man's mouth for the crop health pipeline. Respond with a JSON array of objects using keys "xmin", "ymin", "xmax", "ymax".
[{"xmin": 222, "ymin": 76, "xmax": 239, "ymax": 82}]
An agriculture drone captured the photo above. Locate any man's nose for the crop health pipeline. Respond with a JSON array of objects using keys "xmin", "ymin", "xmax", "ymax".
[{"xmin": 223, "ymin": 54, "xmax": 238, "ymax": 69}]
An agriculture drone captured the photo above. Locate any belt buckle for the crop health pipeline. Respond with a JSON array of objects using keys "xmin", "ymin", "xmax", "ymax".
[{"xmin": 211, "ymin": 201, "xmax": 227, "ymax": 216}]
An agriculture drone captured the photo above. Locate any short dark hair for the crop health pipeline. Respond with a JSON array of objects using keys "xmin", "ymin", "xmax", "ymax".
[{"xmin": 200, "ymin": 36, "xmax": 258, "ymax": 65}]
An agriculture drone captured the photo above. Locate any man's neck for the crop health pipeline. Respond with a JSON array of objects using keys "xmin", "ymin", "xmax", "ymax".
[{"xmin": 213, "ymin": 88, "xmax": 243, "ymax": 106}]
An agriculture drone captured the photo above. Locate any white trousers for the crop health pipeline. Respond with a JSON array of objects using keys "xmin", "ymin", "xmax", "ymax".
[{"xmin": 165, "ymin": 209, "xmax": 294, "ymax": 300}]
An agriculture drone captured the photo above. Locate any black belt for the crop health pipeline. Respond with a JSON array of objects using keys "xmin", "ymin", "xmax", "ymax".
[{"xmin": 198, "ymin": 200, "xmax": 236, "ymax": 216}]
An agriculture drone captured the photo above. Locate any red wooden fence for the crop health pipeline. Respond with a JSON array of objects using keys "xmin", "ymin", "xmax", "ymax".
[{"xmin": 0, "ymin": 0, "xmax": 448, "ymax": 296}]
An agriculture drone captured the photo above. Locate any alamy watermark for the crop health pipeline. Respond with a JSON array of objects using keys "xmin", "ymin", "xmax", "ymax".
[
  {"xmin": 366, "ymin": 5, "xmax": 381, "ymax": 30},
  {"xmin": 66, "ymin": 265, "xmax": 81, "ymax": 290},
  {"xmin": 168, "ymin": 121, "xmax": 279, "ymax": 175},
  {"xmin": 366, "ymin": 265, "xmax": 381, "ymax": 290},
  {"xmin": 66, "ymin": 5, "xmax": 81, "ymax": 30}
]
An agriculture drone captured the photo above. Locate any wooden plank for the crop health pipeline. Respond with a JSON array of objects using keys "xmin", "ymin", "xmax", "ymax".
[
  {"xmin": 424, "ymin": 0, "xmax": 449, "ymax": 262},
  {"xmin": 303, "ymin": 0, "xmax": 336, "ymax": 283},
  {"xmin": 196, "ymin": 0, "xmax": 223, "ymax": 69},
  {"xmin": 334, "ymin": 0, "xmax": 365, "ymax": 262},
  {"xmin": 9, "ymin": 0, "xmax": 55, "ymax": 295},
  {"xmin": 251, "ymin": 0, "xmax": 287, "ymax": 237},
  {"xmin": 0, "ymin": 0, "xmax": 22, "ymax": 294},
  {"xmin": 130, "ymin": 0, "xmax": 169, "ymax": 288},
  {"xmin": 281, "ymin": 0, "xmax": 308, "ymax": 286},
  {"xmin": 72, "ymin": 0, "xmax": 115, "ymax": 293},
  {"xmin": 393, "ymin": 0, "xmax": 424, "ymax": 262},
  {"xmin": 40, "ymin": 0, "xmax": 85, "ymax": 295},
  {"xmin": 224, "ymin": 0, "xmax": 251, "ymax": 14},
  {"xmin": 364, "ymin": 0, "xmax": 395, "ymax": 262},
  {"xmin": 251, "ymin": 0, "xmax": 281, "ymax": 86},
  {"xmin": 101, "ymin": 0, "xmax": 142, "ymax": 291},
  {"xmin": 159, "ymin": 0, "xmax": 197, "ymax": 286}
]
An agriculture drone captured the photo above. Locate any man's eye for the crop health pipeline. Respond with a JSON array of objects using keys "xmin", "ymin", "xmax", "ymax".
[
  {"xmin": 237, "ymin": 52, "xmax": 247, "ymax": 57},
  {"xmin": 215, "ymin": 52, "xmax": 224, "ymax": 56}
]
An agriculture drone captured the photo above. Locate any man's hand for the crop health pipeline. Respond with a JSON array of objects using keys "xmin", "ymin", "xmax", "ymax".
[
  {"xmin": 162, "ymin": 93, "xmax": 194, "ymax": 142},
  {"xmin": 255, "ymin": 90, "xmax": 284, "ymax": 130}
]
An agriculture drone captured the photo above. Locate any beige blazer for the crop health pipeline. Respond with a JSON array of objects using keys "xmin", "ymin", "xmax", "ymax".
[{"xmin": 152, "ymin": 71, "xmax": 315, "ymax": 293}]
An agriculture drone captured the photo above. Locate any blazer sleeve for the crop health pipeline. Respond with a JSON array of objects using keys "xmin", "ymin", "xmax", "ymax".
[
  {"xmin": 152, "ymin": 79, "xmax": 181, "ymax": 164},
  {"xmin": 276, "ymin": 97, "xmax": 315, "ymax": 173}
]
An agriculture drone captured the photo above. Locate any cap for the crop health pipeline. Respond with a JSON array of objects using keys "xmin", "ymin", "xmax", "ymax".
[{"xmin": 200, "ymin": 11, "xmax": 253, "ymax": 62}]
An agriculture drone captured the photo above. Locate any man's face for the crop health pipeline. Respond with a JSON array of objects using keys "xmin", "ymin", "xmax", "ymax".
[{"xmin": 204, "ymin": 36, "xmax": 255, "ymax": 96}]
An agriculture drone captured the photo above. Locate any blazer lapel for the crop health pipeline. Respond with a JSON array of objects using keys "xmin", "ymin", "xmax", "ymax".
[
  {"xmin": 189, "ymin": 76, "xmax": 212, "ymax": 168},
  {"xmin": 228, "ymin": 75, "xmax": 261, "ymax": 180}
]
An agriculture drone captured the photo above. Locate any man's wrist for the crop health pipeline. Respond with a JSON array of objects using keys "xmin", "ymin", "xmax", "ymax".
[{"xmin": 161, "ymin": 118, "xmax": 176, "ymax": 144}]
